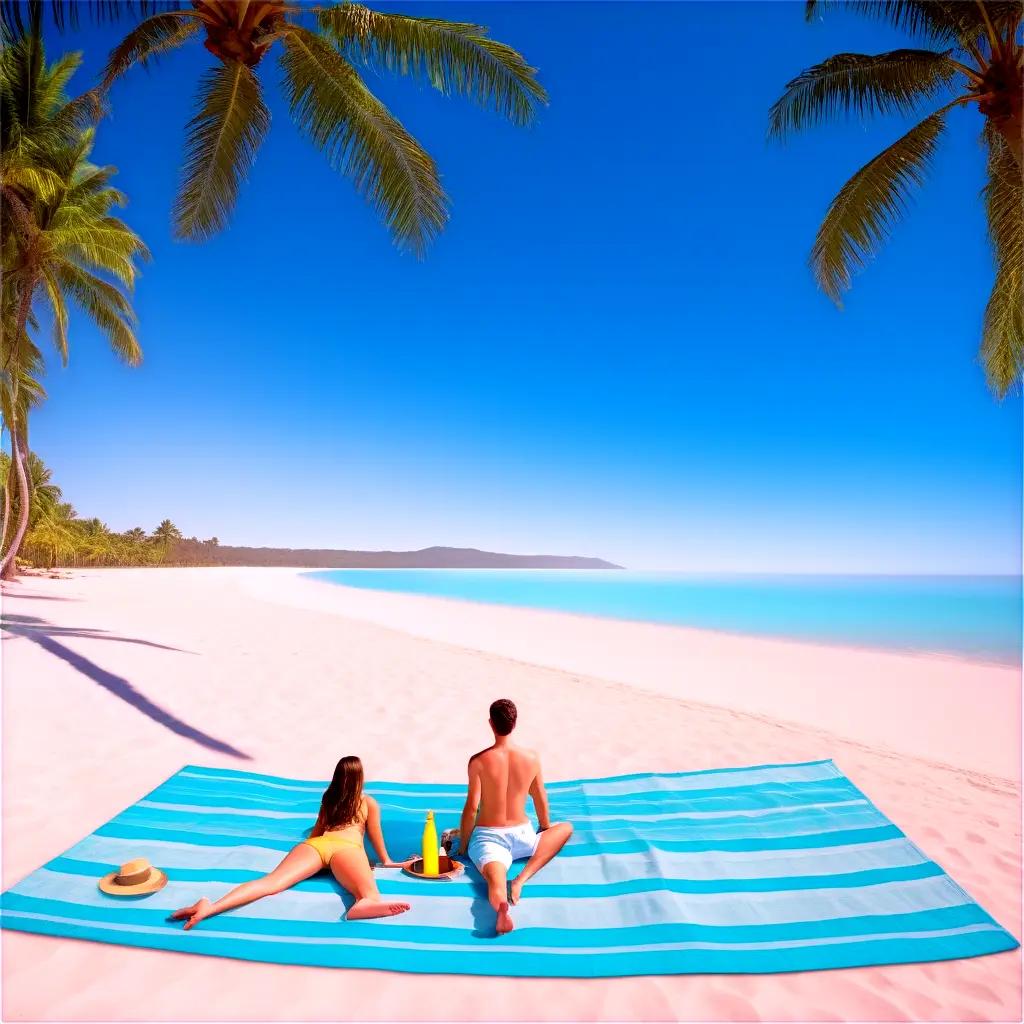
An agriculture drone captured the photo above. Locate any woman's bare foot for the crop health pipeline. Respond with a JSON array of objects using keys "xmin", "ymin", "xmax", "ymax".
[
  {"xmin": 346, "ymin": 898, "xmax": 411, "ymax": 920},
  {"xmin": 508, "ymin": 877, "xmax": 524, "ymax": 905},
  {"xmin": 170, "ymin": 897, "xmax": 213, "ymax": 931},
  {"xmin": 495, "ymin": 900, "xmax": 514, "ymax": 934}
]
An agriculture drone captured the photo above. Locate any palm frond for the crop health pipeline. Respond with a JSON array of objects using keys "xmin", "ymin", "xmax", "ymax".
[
  {"xmin": 15, "ymin": 363, "xmax": 45, "ymax": 410},
  {"xmin": 0, "ymin": 361, "xmax": 46, "ymax": 428},
  {"xmin": 56, "ymin": 263, "xmax": 141, "ymax": 365},
  {"xmin": 0, "ymin": 323, "xmax": 45, "ymax": 420},
  {"xmin": 981, "ymin": 274, "xmax": 1023, "ymax": 398},
  {"xmin": 0, "ymin": 162, "xmax": 63, "ymax": 200},
  {"xmin": 58, "ymin": 261, "xmax": 135, "ymax": 318},
  {"xmin": 0, "ymin": 21, "xmax": 100, "ymax": 159},
  {"xmin": 0, "ymin": 311, "xmax": 43, "ymax": 381},
  {"xmin": 280, "ymin": 25, "xmax": 446, "ymax": 255},
  {"xmin": 47, "ymin": 218, "xmax": 150, "ymax": 286},
  {"xmin": 63, "ymin": 186, "xmax": 131, "ymax": 222},
  {"xmin": 805, "ymin": 2, "xmax": 940, "ymax": 35},
  {"xmin": 804, "ymin": 2, "xmax": 1022, "ymax": 46},
  {"xmin": 811, "ymin": 106, "xmax": 950, "ymax": 304},
  {"xmin": 980, "ymin": 125, "xmax": 1023, "ymax": 398},
  {"xmin": 48, "ymin": 87, "xmax": 107, "ymax": 136},
  {"xmin": 36, "ymin": 49, "xmax": 80, "ymax": 110},
  {"xmin": 38, "ymin": 265, "xmax": 68, "ymax": 363},
  {"xmin": 173, "ymin": 60, "xmax": 269, "ymax": 242},
  {"xmin": 319, "ymin": 3, "xmax": 547, "ymax": 127},
  {"xmin": 99, "ymin": 9, "xmax": 200, "ymax": 91},
  {"xmin": 43, "ymin": 124, "xmax": 95, "ymax": 183},
  {"xmin": 63, "ymin": 164, "xmax": 122, "ymax": 208},
  {"xmin": 769, "ymin": 49, "xmax": 958, "ymax": 139},
  {"xmin": 1, "ymin": 1, "xmax": 175, "ymax": 34}
]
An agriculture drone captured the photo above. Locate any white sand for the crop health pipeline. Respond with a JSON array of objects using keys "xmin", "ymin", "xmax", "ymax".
[{"xmin": 2, "ymin": 567, "xmax": 1020, "ymax": 1021}]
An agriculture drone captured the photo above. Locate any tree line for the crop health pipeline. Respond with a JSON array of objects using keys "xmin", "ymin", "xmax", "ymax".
[{"xmin": 4, "ymin": 448, "xmax": 214, "ymax": 568}]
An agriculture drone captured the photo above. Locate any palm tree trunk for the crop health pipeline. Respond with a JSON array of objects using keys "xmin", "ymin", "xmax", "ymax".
[
  {"xmin": 0, "ymin": 435, "xmax": 10, "ymax": 556},
  {"xmin": 0, "ymin": 269, "xmax": 39, "ymax": 579},
  {"xmin": 4, "ymin": 264, "xmax": 36, "ymax": 374},
  {"xmin": 0, "ymin": 428, "xmax": 30, "ymax": 579}
]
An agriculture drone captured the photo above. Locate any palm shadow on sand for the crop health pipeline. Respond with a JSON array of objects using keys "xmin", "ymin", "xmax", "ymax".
[{"xmin": 2, "ymin": 613, "xmax": 250, "ymax": 759}]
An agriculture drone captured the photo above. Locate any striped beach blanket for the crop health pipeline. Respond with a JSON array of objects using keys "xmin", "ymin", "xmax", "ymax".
[{"xmin": 0, "ymin": 759, "xmax": 1016, "ymax": 976}]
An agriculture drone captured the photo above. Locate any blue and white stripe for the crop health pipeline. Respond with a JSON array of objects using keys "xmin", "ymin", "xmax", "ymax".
[{"xmin": 0, "ymin": 759, "xmax": 1016, "ymax": 977}]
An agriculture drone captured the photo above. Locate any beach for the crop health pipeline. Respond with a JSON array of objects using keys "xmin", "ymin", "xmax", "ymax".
[{"xmin": 2, "ymin": 566, "xmax": 1020, "ymax": 1021}]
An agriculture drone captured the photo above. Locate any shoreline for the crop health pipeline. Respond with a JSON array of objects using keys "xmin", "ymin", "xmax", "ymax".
[
  {"xmin": 2, "ymin": 567, "xmax": 1020, "ymax": 1021},
  {"xmin": 302, "ymin": 567, "xmax": 1020, "ymax": 670},
  {"xmin": 244, "ymin": 567, "xmax": 1020, "ymax": 781}
]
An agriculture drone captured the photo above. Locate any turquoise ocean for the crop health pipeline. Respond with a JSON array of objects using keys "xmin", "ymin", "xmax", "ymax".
[{"xmin": 307, "ymin": 570, "xmax": 1022, "ymax": 665}]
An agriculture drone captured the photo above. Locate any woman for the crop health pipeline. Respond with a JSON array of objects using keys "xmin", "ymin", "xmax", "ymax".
[{"xmin": 172, "ymin": 756, "xmax": 412, "ymax": 928}]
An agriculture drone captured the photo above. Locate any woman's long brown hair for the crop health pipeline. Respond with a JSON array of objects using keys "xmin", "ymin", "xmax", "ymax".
[{"xmin": 310, "ymin": 756, "xmax": 364, "ymax": 836}]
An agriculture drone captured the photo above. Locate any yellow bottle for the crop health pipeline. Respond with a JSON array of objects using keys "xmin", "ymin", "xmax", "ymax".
[{"xmin": 422, "ymin": 811, "xmax": 439, "ymax": 876}]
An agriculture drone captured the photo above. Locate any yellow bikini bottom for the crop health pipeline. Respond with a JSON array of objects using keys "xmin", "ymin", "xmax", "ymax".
[{"xmin": 303, "ymin": 833, "xmax": 364, "ymax": 868}]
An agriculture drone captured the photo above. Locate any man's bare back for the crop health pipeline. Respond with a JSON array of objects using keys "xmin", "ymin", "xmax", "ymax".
[
  {"xmin": 470, "ymin": 744, "xmax": 542, "ymax": 828},
  {"xmin": 459, "ymin": 699, "xmax": 573, "ymax": 936}
]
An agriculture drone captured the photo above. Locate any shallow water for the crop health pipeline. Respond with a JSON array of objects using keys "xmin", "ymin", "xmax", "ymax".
[{"xmin": 307, "ymin": 570, "xmax": 1022, "ymax": 665}]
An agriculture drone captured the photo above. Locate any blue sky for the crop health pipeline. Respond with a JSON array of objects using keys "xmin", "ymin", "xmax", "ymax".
[{"xmin": 32, "ymin": 2, "xmax": 1021, "ymax": 572}]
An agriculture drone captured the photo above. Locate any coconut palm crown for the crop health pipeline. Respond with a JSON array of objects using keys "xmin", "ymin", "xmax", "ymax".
[
  {"xmin": 1, "ymin": 21, "xmax": 147, "ymax": 371},
  {"xmin": 770, "ymin": 0, "xmax": 1023, "ymax": 398},
  {"xmin": 7, "ymin": 0, "xmax": 548, "ymax": 253}
]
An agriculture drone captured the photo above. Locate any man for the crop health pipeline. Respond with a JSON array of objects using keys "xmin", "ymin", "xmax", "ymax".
[{"xmin": 458, "ymin": 698, "xmax": 573, "ymax": 935}]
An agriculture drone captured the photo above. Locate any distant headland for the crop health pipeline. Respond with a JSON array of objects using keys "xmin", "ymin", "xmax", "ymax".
[{"xmin": 168, "ymin": 540, "xmax": 623, "ymax": 570}]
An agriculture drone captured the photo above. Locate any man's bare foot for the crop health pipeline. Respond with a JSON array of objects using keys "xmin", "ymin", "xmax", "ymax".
[
  {"xmin": 495, "ymin": 900, "xmax": 514, "ymax": 934},
  {"xmin": 170, "ymin": 897, "xmax": 213, "ymax": 931},
  {"xmin": 346, "ymin": 898, "xmax": 411, "ymax": 920},
  {"xmin": 508, "ymin": 877, "xmax": 524, "ymax": 905}
]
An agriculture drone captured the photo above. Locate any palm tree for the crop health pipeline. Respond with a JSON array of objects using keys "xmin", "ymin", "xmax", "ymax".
[
  {"xmin": 0, "ymin": 11, "xmax": 102, "ymax": 233},
  {"xmin": 7, "ymin": 446, "xmax": 64, "ymax": 567},
  {"xmin": 0, "ymin": 343, "xmax": 45, "ymax": 563},
  {"xmin": 0, "ymin": 23, "xmax": 149, "ymax": 576},
  {"xmin": 11, "ymin": 0, "xmax": 547, "ymax": 252},
  {"xmin": 152, "ymin": 519, "xmax": 183, "ymax": 544},
  {"xmin": 75, "ymin": 515, "xmax": 115, "ymax": 564},
  {"xmin": 0, "ymin": 339, "xmax": 46, "ymax": 577},
  {"xmin": 23, "ymin": 499, "xmax": 77, "ymax": 568},
  {"xmin": 0, "ymin": 450, "xmax": 9, "ymax": 557},
  {"xmin": 770, "ymin": 1, "xmax": 1023, "ymax": 397},
  {"xmin": 23, "ymin": 449, "xmax": 61, "ymax": 520},
  {"xmin": 122, "ymin": 525, "xmax": 160, "ymax": 566},
  {"xmin": 151, "ymin": 518, "xmax": 183, "ymax": 564}
]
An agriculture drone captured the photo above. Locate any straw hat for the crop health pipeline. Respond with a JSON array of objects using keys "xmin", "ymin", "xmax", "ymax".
[{"xmin": 98, "ymin": 857, "xmax": 168, "ymax": 897}]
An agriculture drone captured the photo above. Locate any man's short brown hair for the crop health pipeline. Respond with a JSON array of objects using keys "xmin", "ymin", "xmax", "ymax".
[{"xmin": 489, "ymin": 698, "xmax": 517, "ymax": 736}]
